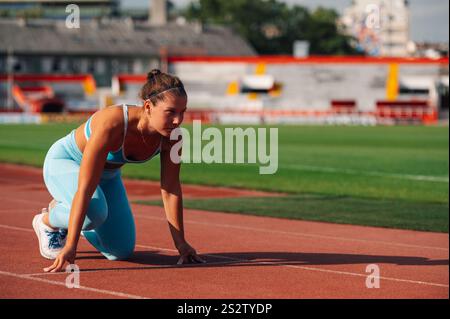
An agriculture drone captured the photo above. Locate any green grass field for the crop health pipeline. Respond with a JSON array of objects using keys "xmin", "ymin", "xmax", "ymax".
[{"xmin": 0, "ymin": 123, "xmax": 448, "ymax": 232}]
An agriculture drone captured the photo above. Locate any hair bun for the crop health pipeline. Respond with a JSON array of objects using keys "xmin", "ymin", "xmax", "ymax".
[{"xmin": 147, "ymin": 69, "xmax": 162, "ymax": 81}]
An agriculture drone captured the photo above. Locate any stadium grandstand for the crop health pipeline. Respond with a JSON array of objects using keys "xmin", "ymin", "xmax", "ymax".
[{"xmin": 0, "ymin": 0, "xmax": 448, "ymax": 125}]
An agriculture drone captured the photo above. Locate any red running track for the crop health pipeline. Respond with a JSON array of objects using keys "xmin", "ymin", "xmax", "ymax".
[{"xmin": 0, "ymin": 163, "xmax": 448, "ymax": 299}]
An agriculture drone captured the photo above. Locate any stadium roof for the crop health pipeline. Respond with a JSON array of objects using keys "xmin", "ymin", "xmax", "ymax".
[{"xmin": 0, "ymin": 18, "xmax": 257, "ymax": 57}]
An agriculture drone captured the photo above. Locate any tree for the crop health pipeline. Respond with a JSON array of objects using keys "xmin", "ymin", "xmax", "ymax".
[
  {"xmin": 182, "ymin": 0, "xmax": 360, "ymax": 55},
  {"xmin": 306, "ymin": 7, "xmax": 358, "ymax": 55}
]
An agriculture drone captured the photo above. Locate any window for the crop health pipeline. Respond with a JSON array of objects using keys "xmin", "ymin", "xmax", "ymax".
[
  {"xmin": 13, "ymin": 60, "xmax": 23, "ymax": 72},
  {"xmin": 133, "ymin": 59, "xmax": 144, "ymax": 74},
  {"xmin": 95, "ymin": 59, "xmax": 106, "ymax": 74}
]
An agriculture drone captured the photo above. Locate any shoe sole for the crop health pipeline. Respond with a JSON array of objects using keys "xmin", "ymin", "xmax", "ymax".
[{"xmin": 32, "ymin": 214, "xmax": 56, "ymax": 260}]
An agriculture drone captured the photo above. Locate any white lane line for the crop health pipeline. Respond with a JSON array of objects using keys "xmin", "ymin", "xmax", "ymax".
[
  {"xmin": 0, "ymin": 209, "xmax": 41, "ymax": 214},
  {"xmin": 1, "ymin": 224, "xmax": 448, "ymax": 289},
  {"xmin": 282, "ymin": 164, "xmax": 449, "ymax": 183},
  {"xmin": 0, "ymin": 196, "xmax": 447, "ymax": 252},
  {"xmin": 25, "ymin": 261, "xmax": 238, "ymax": 277},
  {"xmin": 0, "ymin": 177, "xmax": 38, "ymax": 183},
  {"xmin": 134, "ymin": 243, "xmax": 450, "ymax": 289},
  {"xmin": 133, "ymin": 214, "xmax": 449, "ymax": 252},
  {"xmin": 0, "ymin": 270, "xmax": 149, "ymax": 299},
  {"xmin": 0, "ymin": 224, "xmax": 33, "ymax": 232},
  {"xmin": 0, "ymin": 197, "xmax": 47, "ymax": 206},
  {"xmin": 0, "ymin": 183, "xmax": 45, "ymax": 190}
]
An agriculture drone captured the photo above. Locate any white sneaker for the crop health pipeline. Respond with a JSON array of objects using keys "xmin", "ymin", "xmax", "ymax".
[{"xmin": 32, "ymin": 212, "xmax": 66, "ymax": 260}]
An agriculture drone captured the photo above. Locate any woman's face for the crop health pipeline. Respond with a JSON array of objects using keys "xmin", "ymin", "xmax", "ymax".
[{"xmin": 145, "ymin": 93, "xmax": 187, "ymax": 137}]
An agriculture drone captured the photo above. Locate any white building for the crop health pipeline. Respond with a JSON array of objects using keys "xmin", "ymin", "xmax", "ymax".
[{"xmin": 341, "ymin": 0, "xmax": 410, "ymax": 56}]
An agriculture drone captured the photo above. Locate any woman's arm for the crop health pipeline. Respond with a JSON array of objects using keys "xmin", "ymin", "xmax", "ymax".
[
  {"xmin": 160, "ymin": 137, "xmax": 204, "ymax": 264},
  {"xmin": 160, "ymin": 137, "xmax": 185, "ymax": 248},
  {"xmin": 44, "ymin": 123, "xmax": 118, "ymax": 272}
]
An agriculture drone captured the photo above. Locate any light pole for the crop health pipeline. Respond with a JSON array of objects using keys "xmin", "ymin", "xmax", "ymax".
[{"xmin": 6, "ymin": 46, "xmax": 14, "ymax": 111}]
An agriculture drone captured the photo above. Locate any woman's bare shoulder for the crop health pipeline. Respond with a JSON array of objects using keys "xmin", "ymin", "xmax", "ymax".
[
  {"xmin": 89, "ymin": 105, "xmax": 125, "ymax": 147},
  {"xmin": 92, "ymin": 105, "xmax": 124, "ymax": 130}
]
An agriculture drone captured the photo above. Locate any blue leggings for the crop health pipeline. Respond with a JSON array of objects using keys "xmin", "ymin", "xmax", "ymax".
[{"xmin": 42, "ymin": 130, "xmax": 135, "ymax": 261}]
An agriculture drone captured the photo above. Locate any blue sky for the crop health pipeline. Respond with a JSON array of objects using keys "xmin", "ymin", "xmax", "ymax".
[{"xmin": 121, "ymin": 0, "xmax": 449, "ymax": 43}]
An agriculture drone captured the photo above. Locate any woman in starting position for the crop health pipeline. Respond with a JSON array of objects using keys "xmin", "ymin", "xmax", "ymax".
[{"xmin": 33, "ymin": 69, "xmax": 204, "ymax": 272}]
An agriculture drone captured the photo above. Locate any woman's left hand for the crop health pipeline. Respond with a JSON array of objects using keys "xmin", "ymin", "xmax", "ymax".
[
  {"xmin": 176, "ymin": 242, "xmax": 205, "ymax": 265},
  {"xmin": 43, "ymin": 245, "xmax": 77, "ymax": 273}
]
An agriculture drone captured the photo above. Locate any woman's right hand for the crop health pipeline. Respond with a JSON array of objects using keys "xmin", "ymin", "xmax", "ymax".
[
  {"xmin": 43, "ymin": 245, "xmax": 77, "ymax": 273},
  {"xmin": 176, "ymin": 241, "xmax": 205, "ymax": 265}
]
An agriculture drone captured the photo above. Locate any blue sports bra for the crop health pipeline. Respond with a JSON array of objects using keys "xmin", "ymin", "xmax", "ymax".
[{"xmin": 84, "ymin": 104, "xmax": 161, "ymax": 165}]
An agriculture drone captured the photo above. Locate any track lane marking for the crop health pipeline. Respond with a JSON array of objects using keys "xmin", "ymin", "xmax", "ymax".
[
  {"xmin": 0, "ymin": 270, "xmax": 149, "ymax": 299},
  {"xmin": 1, "ymin": 224, "xmax": 448, "ymax": 289},
  {"xmin": 0, "ymin": 197, "xmax": 447, "ymax": 252},
  {"xmin": 133, "ymin": 213, "xmax": 449, "ymax": 252}
]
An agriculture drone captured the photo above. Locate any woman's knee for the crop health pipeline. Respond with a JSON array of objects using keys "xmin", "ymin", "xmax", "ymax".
[
  {"xmin": 105, "ymin": 246, "xmax": 135, "ymax": 261},
  {"xmin": 103, "ymin": 237, "xmax": 136, "ymax": 261},
  {"xmin": 82, "ymin": 194, "xmax": 108, "ymax": 230},
  {"xmin": 104, "ymin": 232, "xmax": 136, "ymax": 261}
]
